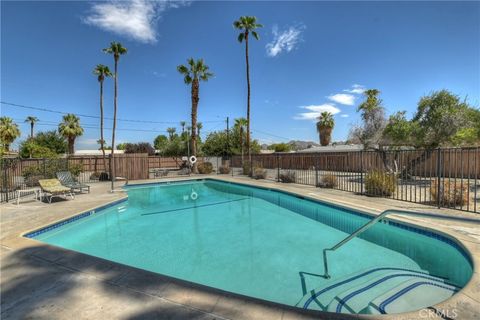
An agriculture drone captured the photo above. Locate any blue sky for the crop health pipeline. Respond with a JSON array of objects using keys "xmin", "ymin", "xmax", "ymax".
[{"xmin": 1, "ymin": 1, "xmax": 479, "ymax": 150}]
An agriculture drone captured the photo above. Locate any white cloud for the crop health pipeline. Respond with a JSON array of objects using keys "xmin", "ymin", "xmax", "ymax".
[
  {"xmin": 327, "ymin": 93, "xmax": 356, "ymax": 106},
  {"xmin": 294, "ymin": 104, "xmax": 341, "ymax": 120},
  {"xmin": 340, "ymin": 114, "xmax": 349, "ymax": 118},
  {"xmin": 266, "ymin": 24, "xmax": 305, "ymax": 57},
  {"xmin": 83, "ymin": 0, "xmax": 190, "ymax": 43},
  {"xmin": 343, "ymin": 84, "xmax": 365, "ymax": 94}
]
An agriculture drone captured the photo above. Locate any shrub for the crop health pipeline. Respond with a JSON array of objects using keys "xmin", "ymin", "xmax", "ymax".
[
  {"xmin": 68, "ymin": 163, "xmax": 83, "ymax": 177},
  {"xmin": 320, "ymin": 174, "xmax": 337, "ymax": 188},
  {"xmin": 124, "ymin": 142, "xmax": 156, "ymax": 155},
  {"xmin": 365, "ymin": 170, "xmax": 397, "ymax": 196},
  {"xmin": 90, "ymin": 172, "xmax": 101, "ymax": 180},
  {"xmin": 279, "ymin": 171, "xmax": 295, "ymax": 183},
  {"xmin": 252, "ymin": 167, "xmax": 267, "ymax": 180},
  {"xmin": 431, "ymin": 180, "xmax": 468, "ymax": 206},
  {"xmin": 242, "ymin": 162, "xmax": 251, "ymax": 176},
  {"xmin": 218, "ymin": 165, "xmax": 231, "ymax": 174},
  {"xmin": 197, "ymin": 162, "xmax": 213, "ymax": 174}
]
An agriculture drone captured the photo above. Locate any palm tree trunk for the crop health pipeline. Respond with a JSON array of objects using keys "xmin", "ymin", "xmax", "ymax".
[
  {"xmin": 30, "ymin": 123, "xmax": 34, "ymax": 139},
  {"xmin": 100, "ymin": 80, "xmax": 107, "ymax": 173},
  {"xmin": 110, "ymin": 57, "xmax": 118, "ymax": 191},
  {"xmin": 245, "ymin": 32, "xmax": 252, "ymax": 175},
  {"xmin": 68, "ymin": 137, "xmax": 75, "ymax": 154},
  {"xmin": 240, "ymin": 127, "xmax": 244, "ymax": 164},
  {"xmin": 191, "ymin": 78, "xmax": 199, "ymax": 173}
]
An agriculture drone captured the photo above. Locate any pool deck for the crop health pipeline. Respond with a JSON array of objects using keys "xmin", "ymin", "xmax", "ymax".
[{"xmin": 1, "ymin": 175, "xmax": 479, "ymax": 320}]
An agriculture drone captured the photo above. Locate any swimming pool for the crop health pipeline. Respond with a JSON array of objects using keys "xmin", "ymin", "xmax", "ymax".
[{"xmin": 26, "ymin": 179, "xmax": 473, "ymax": 315}]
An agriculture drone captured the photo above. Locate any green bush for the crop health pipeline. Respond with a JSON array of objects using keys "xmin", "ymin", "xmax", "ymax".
[
  {"xmin": 218, "ymin": 165, "xmax": 231, "ymax": 174},
  {"xmin": 365, "ymin": 170, "xmax": 397, "ymax": 196},
  {"xmin": 242, "ymin": 162, "xmax": 251, "ymax": 176},
  {"xmin": 279, "ymin": 171, "xmax": 295, "ymax": 183},
  {"xmin": 320, "ymin": 174, "xmax": 337, "ymax": 188},
  {"xmin": 197, "ymin": 162, "xmax": 213, "ymax": 174},
  {"xmin": 68, "ymin": 163, "xmax": 83, "ymax": 177}
]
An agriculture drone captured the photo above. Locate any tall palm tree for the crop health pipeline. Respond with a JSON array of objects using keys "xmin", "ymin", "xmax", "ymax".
[
  {"xmin": 58, "ymin": 114, "xmax": 84, "ymax": 154},
  {"xmin": 197, "ymin": 122, "xmax": 203, "ymax": 138},
  {"xmin": 234, "ymin": 16, "xmax": 262, "ymax": 171},
  {"xmin": 166, "ymin": 127, "xmax": 176, "ymax": 140},
  {"xmin": 316, "ymin": 112, "xmax": 335, "ymax": 146},
  {"xmin": 103, "ymin": 41, "xmax": 127, "ymax": 190},
  {"xmin": 177, "ymin": 58, "xmax": 214, "ymax": 173},
  {"xmin": 357, "ymin": 89, "xmax": 382, "ymax": 118},
  {"xmin": 234, "ymin": 117, "xmax": 248, "ymax": 163},
  {"xmin": 93, "ymin": 64, "xmax": 113, "ymax": 172},
  {"xmin": 24, "ymin": 116, "xmax": 39, "ymax": 139},
  {"xmin": 0, "ymin": 117, "xmax": 21, "ymax": 152},
  {"xmin": 180, "ymin": 121, "xmax": 186, "ymax": 134}
]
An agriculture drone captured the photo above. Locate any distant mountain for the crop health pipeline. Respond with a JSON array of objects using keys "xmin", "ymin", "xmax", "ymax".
[{"xmin": 287, "ymin": 140, "xmax": 320, "ymax": 151}]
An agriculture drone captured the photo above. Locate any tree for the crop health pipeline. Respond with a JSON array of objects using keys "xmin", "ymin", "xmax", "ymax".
[
  {"xmin": 197, "ymin": 122, "xmax": 203, "ymax": 138},
  {"xmin": 180, "ymin": 121, "xmax": 186, "ymax": 134},
  {"xmin": 103, "ymin": 41, "xmax": 127, "ymax": 190},
  {"xmin": 234, "ymin": 117, "xmax": 248, "ymax": 163},
  {"xmin": 202, "ymin": 128, "xmax": 261, "ymax": 157},
  {"xmin": 0, "ymin": 117, "xmax": 21, "ymax": 152},
  {"xmin": 316, "ymin": 112, "xmax": 335, "ymax": 146},
  {"xmin": 234, "ymin": 16, "xmax": 263, "ymax": 171},
  {"xmin": 116, "ymin": 143, "xmax": 127, "ymax": 150},
  {"xmin": 93, "ymin": 64, "xmax": 113, "ymax": 172},
  {"xmin": 177, "ymin": 58, "xmax": 214, "ymax": 173},
  {"xmin": 19, "ymin": 140, "xmax": 57, "ymax": 158},
  {"xmin": 24, "ymin": 116, "xmax": 39, "ymax": 139},
  {"xmin": 154, "ymin": 134, "xmax": 169, "ymax": 151},
  {"xmin": 58, "ymin": 114, "xmax": 84, "ymax": 154},
  {"xmin": 123, "ymin": 142, "xmax": 155, "ymax": 155},
  {"xmin": 166, "ymin": 127, "xmax": 176, "ymax": 140},
  {"xmin": 32, "ymin": 130, "xmax": 67, "ymax": 154},
  {"xmin": 268, "ymin": 143, "xmax": 291, "ymax": 152}
]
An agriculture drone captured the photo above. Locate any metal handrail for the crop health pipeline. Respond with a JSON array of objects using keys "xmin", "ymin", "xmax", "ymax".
[{"xmin": 322, "ymin": 209, "xmax": 419, "ymax": 279}]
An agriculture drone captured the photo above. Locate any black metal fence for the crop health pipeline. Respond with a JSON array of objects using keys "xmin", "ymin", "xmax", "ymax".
[
  {"xmin": 228, "ymin": 147, "xmax": 479, "ymax": 213},
  {"xmin": 1, "ymin": 148, "xmax": 479, "ymax": 213}
]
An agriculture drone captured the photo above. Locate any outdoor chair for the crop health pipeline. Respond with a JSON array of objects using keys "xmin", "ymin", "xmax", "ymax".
[
  {"xmin": 56, "ymin": 171, "xmax": 90, "ymax": 193},
  {"xmin": 38, "ymin": 179, "xmax": 75, "ymax": 203}
]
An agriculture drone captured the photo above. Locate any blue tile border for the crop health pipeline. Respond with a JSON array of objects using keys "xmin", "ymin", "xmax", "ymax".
[{"xmin": 24, "ymin": 197, "xmax": 128, "ymax": 238}]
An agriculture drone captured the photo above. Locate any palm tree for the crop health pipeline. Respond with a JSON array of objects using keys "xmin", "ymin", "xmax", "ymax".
[
  {"xmin": 24, "ymin": 116, "xmax": 39, "ymax": 139},
  {"xmin": 234, "ymin": 16, "xmax": 262, "ymax": 172},
  {"xmin": 93, "ymin": 64, "xmax": 113, "ymax": 172},
  {"xmin": 180, "ymin": 121, "xmax": 186, "ymax": 134},
  {"xmin": 234, "ymin": 117, "xmax": 248, "ymax": 163},
  {"xmin": 316, "ymin": 112, "xmax": 335, "ymax": 146},
  {"xmin": 58, "ymin": 114, "xmax": 84, "ymax": 154},
  {"xmin": 357, "ymin": 89, "xmax": 382, "ymax": 118},
  {"xmin": 0, "ymin": 117, "xmax": 21, "ymax": 152},
  {"xmin": 177, "ymin": 58, "xmax": 214, "ymax": 173},
  {"xmin": 103, "ymin": 41, "xmax": 127, "ymax": 190},
  {"xmin": 197, "ymin": 122, "xmax": 203, "ymax": 138},
  {"xmin": 166, "ymin": 127, "xmax": 176, "ymax": 140}
]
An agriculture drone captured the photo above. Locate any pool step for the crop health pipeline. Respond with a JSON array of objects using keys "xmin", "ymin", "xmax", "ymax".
[
  {"xmin": 364, "ymin": 279, "xmax": 459, "ymax": 314},
  {"xmin": 325, "ymin": 271, "xmax": 449, "ymax": 314},
  {"xmin": 299, "ymin": 267, "xmax": 428, "ymax": 311}
]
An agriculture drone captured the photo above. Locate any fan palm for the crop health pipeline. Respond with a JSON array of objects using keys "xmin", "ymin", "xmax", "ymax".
[
  {"xmin": 0, "ymin": 117, "xmax": 21, "ymax": 152},
  {"xmin": 180, "ymin": 121, "xmax": 186, "ymax": 134},
  {"xmin": 166, "ymin": 127, "xmax": 176, "ymax": 140},
  {"xmin": 177, "ymin": 58, "xmax": 214, "ymax": 173},
  {"xmin": 58, "ymin": 114, "xmax": 84, "ymax": 154},
  {"xmin": 103, "ymin": 41, "xmax": 127, "ymax": 190},
  {"xmin": 93, "ymin": 64, "xmax": 113, "ymax": 172},
  {"xmin": 234, "ymin": 16, "xmax": 262, "ymax": 171},
  {"xmin": 197, "ymin": 122, "xmax": 203, "ymax": 137},
  {"xmin": 24, "ymin": 116, "xmax": 39, "ymax": 139},
  {"xmin": 234, "ymin": 117, "xmax": 248, "ymax": 163},
  {"xmin": 316, "ymin": 112, "xmax": 335, "ymax": 146},
  {"xmin": 357, "ymin": 89, "xmax": 382, "ymax": 118}
]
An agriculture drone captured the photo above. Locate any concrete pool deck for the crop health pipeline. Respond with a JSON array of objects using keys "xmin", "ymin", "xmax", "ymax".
[{"xmin": 1, "ymin": 175, "xmax": 479, "ymax": 319}]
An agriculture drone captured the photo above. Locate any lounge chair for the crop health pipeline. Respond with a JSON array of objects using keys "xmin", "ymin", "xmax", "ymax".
[
  {"xmin": 56, "ymin": 171, "xmax": 90, "ymax": 193},
  {"xmin": 38, "ymin": 179, "xmax": 75, "ymax": 203}
]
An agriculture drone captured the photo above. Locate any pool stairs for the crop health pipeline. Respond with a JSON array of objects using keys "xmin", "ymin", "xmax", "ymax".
[{"xmin": 299, "ymin": 267, "xmax": 459, "ymax": 314}]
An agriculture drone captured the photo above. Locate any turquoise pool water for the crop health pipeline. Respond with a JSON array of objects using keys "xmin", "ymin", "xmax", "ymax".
[{"xmin": 31, "ymin": 179, "xmax": 473, "ymax": 314}]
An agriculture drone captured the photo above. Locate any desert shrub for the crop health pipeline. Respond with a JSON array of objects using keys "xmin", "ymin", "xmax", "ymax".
[
  {"xmin": 242, "ymin": 162, "xmax": 251, "ymax": 175},
  {"xmin": 431, "ymin": 180, "xmax": 468, "ymax": 206},
  {"xmin": 365, "ymin": 170, "xmax": 397, "ymax": 196},
  {"xmin": 320, "ymin": 174, "xmax": 337, "ymax": 188},
  {"xmin": 252, "ymin": 167, "xmax": 267, "ymax": 180},
  {"xmin": 197, "ymin": 162, "xmax": 213, "ymax": 174},
  {"xmin": 90, "ymin": 172, "xmax": 101, "ymax": 180},
  {"xmin": 279, "ymin": 171, "xmax": 296, "ymax": 183},
  {"xmin": 68, "ymin": 163, "xmax": 83, "ymax": 177},
  {"xmin": 218, "ymin": 165, "xmax": 231, "ymax": 174},
  {"xmin": 124, "ymin": 142, "xmax": 156, "ymax": 155}
]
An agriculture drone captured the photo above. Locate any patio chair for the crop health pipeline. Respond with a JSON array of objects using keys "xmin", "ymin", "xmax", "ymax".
[
  {"xmin": 38, "ymin": 179, "xmax": 75, "ymax": 203},
  {"xmin": 56, "ymin": 171, "xmax": 90, "ymax": 193}
]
